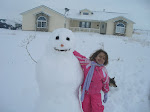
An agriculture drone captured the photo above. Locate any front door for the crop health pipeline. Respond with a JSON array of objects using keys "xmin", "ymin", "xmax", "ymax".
[{"xmin": 100, "ymin": 22, "xmax": 107, "ymax": 34}]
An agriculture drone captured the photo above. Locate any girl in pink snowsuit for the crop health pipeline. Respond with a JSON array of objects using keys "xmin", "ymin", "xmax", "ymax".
[{"xmin": 73, "ymin": 49, "xmax": 109, "ymax": 112}]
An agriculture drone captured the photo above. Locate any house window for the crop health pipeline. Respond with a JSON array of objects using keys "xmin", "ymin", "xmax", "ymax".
[
  {"xmin": 81, "ymin": 22, "xmax": 85, "ymax": 27},
  {"xmin": 102, "ymin": 24, "xmax": 104, "ymax": 29},
  {"xmin": 83, "ymin": 12, "xmax": 89, "ymax": 15},
  {"xmin": 37, "ymin": 16, "xmax": 47, "ymax": 28},
  {"xmin": 80, "ymin": 22, "xmax": 91, "ymax": 28},
  {"xmin": 115, "ymin": 23, "xmax": 125, "ymax": 34}
]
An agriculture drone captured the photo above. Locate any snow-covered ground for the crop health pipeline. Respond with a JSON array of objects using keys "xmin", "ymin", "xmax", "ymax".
[{"xmin": 0, "ymin": 28, "xmax": 150, "ymax": 112}]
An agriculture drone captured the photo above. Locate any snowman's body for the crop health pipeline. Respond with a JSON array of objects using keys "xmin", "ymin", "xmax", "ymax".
[{"xmin": 35, "ymin": 28, "xmax": 83, "ymax": 112}]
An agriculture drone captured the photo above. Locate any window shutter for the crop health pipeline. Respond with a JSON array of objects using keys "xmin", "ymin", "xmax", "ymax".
[
  {"xmin": 89, "ymin": 22, "xmax": 91, "ymax": 28},
  {"xmin": 79, "ymin": 22, "xmax": 82, "ymax": 27}
]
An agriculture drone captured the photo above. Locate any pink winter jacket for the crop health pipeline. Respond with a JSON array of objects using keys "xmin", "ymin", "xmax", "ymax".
[{"xmin": 73, "ymin": 51, "xmax": 109, "ymax": 94}]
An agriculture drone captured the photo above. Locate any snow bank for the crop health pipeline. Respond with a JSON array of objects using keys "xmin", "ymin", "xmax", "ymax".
[{"xmin": 0, "ymin": 29, "xmax": 150, "ymax": 112}]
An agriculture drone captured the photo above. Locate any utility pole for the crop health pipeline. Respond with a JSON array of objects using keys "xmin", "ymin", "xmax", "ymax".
[{"xmin": 64, "ymin": 8, "xmax": 69, "ymax": 28}]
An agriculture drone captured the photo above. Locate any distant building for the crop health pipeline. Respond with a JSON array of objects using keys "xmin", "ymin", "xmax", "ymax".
[{"xmin": 21, "ymin": 5, "xmax": 135, "ymax": 37}]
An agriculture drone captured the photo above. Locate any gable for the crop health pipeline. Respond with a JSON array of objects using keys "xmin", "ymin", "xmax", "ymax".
[
  {"xmin": 21, "ymin": 5, "xmax": 64, "ymax": 17},
  {"xmin": 108, "ymin": 16, "xmax": 135, "ymax": 24}
]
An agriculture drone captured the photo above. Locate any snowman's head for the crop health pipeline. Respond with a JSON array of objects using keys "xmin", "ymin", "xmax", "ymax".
[{"xmin": 49, "ymin": 28, "xmax": 76, "ymax": 53}]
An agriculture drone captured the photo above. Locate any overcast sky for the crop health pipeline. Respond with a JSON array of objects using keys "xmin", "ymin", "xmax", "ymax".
[{"xmin": 0, "ymin": 0, "xmax": 150, "ymax": 30}]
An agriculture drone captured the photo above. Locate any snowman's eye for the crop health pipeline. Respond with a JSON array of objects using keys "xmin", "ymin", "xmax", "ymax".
[
  {"xmin": 66, "ymin": 37, "xmax": 70, "ymax": 41},
  {"xmin": 56, "ymin": 36, "xmax": 59, "ymax": 40}
]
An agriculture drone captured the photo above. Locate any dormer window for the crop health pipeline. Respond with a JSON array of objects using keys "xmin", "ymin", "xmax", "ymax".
[
  {"xmin": 80, "ymin": 9, "xmax": 93, "ymax": 15},
  {"xmin": 83, "ymin": 12, "xmax": 89, "ymax": 15}
]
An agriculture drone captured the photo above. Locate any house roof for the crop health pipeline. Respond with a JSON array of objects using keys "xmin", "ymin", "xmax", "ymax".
[
  {"xmin": 21, "ymin": 5, "xmax": 135, "ymax": 24},
  {"xmin": 107, "ymin": 16, "xmax": 135, "ymax": 24},
  {"xmin": 20, "ymin": 5, "xmax": 64, "ymax": 17},
  {"xmin": 66, "ymin": 9, "xmax": 135, "ymax": 23}
]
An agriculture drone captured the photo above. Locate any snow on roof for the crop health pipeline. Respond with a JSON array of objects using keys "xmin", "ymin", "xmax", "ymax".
[
  {"xmin": 21, "ymin": 5, "xmax": 134, "ymax": 23},
  {"xmin": 54, "ymin": 7, "xmax": 134, "ymax": 23}
]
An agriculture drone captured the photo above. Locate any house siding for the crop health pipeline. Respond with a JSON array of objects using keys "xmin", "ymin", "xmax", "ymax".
[
  {"xmin": 106, "ymin": 21, "xmax": 114, "ymax": 35},
  {"xmin": 49, "ymin": 13, "xmax": 65, "ymax": 32},
  {"xmin": 126, "ymin": 23, "xmax": 133, "ymax": 37},
  {"xmin": 91, "ymin": 22, "xmax": 100, "ymax": 29},
  {"xmin": 70, "ymin": 20, "xmax": 79, "ymax": 27},
  {"xmin": 22, "ymin": 6, "xmax": 65, "ymax": 32},
  {"xmin": 106, "ymin": 17, "xmax": 134, "ymax": 37},
  {"xmin": 22, "ymin": 13, "xmax": 35, "ymax": 31}
]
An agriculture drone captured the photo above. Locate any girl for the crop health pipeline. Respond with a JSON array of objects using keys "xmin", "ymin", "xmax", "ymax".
[{"xmin": 73, "ymin": 49, "xmax": 109, "ymax": 112}]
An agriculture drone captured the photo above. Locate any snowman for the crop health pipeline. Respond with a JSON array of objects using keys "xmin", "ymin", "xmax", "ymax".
[{"xmin": 35, "ymin": 28, "xmax": 83, "ymax": 112}]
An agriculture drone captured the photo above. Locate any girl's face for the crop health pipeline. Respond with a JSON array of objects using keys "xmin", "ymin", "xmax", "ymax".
[{"xmin": 95, "ymin": 52, "xmax": 106, "ymax": 65}]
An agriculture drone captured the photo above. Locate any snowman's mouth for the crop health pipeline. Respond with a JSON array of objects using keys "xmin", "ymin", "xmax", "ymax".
[{"xmin": 54, "ymin": 47, "xmax": 70, "ymax": 52}]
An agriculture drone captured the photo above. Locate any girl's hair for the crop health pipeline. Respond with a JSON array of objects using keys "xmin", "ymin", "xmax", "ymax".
[{"xmin": 89, "ymin": 49, "xmax": 108, "ymax": 66}]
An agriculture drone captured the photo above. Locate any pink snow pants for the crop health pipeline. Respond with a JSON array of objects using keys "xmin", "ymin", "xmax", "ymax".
[{"xmin": 82, "ymin": 92, "xmax": 104, "ymax": 112}]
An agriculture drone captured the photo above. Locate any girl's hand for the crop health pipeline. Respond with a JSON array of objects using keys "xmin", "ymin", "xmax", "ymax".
[{"xmin": 103, "ymin": 93, "xmax": 108, "ymax": 103}]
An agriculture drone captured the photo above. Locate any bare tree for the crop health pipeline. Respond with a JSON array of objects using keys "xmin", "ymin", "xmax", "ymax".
[{"xmin": 21, "ymin": 35, "xmax": 37, "ymax": 63}]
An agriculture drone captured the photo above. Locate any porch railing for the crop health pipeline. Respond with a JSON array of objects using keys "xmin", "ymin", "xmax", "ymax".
[{"xmin": 69, "ymin": 27, "xmax": 100, "ymax": 33}]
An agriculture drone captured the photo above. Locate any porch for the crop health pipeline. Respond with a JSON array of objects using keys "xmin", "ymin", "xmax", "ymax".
[{"xmin": 69, "ymin": 27, "xmax": 100, "ymax": 33}]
